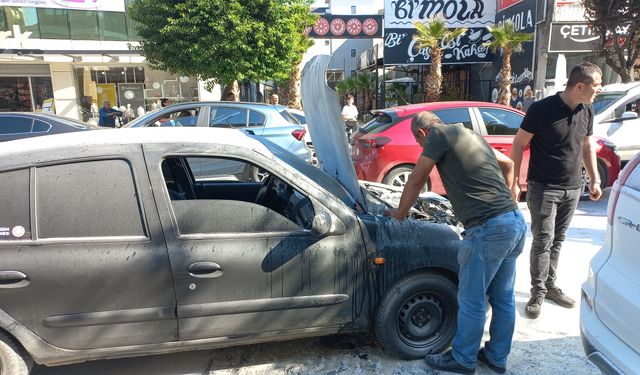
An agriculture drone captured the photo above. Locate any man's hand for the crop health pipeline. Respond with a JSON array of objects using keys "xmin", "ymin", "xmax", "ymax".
[
  {"xmin": 383, "ymin": 208, "xmax": 405, "ymax": 220},
  {"xmin": 510, "ymin": 182, "xmax": 521, "ymax": 201},
  {"xmin": 589, "ymin": 182, "xmax": 602, "ymax": 201}
]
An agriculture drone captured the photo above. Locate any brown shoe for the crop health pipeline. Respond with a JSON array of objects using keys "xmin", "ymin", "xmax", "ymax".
[{"xmin": 545, "ymin": 287, "xmax": 576, "ymax": 308}]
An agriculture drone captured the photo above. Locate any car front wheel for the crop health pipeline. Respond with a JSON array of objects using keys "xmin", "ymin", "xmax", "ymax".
[
  {"xmin": 0, "ymin": 331, "xmax": 32, "ymax": 375},
  {"xmin": 374, "ymin": 271, "xmax": 457, "ymax": 359}
]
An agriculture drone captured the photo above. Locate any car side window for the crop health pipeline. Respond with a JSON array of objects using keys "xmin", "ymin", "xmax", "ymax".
[
  {"xmin": 154, "ymin": 108, "xmax": 199, "ymax": 127},
  {"xmin": 248, "ymin": 110, "xmax": 265, "ymax": 127},
  {"xmin": 210, "ymin": 107, "xmax": 248, "ymax": 128},
  {"xmin": 36, "ymin": 160, "xmax": 146, "ymax": 238},
  {"xmin": 161, "ymin": 156, "xmax": 315, "ymax": 235},
  {"xmin": 32, "ymin": 120, "xmax": 51, "ymax": 133},
  {"xmin": 478, "ymin": 108, "xmax": 522, "ymax": 135},
  {"xmin": 618, "ymin": 95, "xmax": 640, "ymax": 117},
  {"xmin": 0, "ymin": 169, "xmax": 31, "ymax": 241},
  {"xmin": 432, "ymin": 109, "xmax": 473, "ymax": 130},
  {"xmin": 0, "ymin": 116, "xmax": 34, "ymax": 134}
]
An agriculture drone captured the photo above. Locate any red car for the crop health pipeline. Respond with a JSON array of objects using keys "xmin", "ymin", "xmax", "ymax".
[{"xmin": 351, "ymin": 101, "xmax": 620, "ymax": 198}]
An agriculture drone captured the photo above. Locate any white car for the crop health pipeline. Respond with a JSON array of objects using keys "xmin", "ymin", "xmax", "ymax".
[
  {"xmin": 581, "ymin": 153, "xmax": 640, "ymax": 374},
  {"xmin": 593, "ymin": 83, "xmax": 640, "ymax": 161}
]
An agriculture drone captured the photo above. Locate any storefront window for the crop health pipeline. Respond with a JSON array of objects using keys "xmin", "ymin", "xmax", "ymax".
[
  {"xmin": 68, "ymin": 10, "xmax": 99, "ymax": 40},
  {"xmin": 3, "ymin": 7, "xmax": 40, "ymax": 38},
  {"xmin": 99, "ymin": 12, "xmax": 128, "ymax": 41},
  {"xmin": 37, "ymin": 8, "xmax": 70, "ymax": 39},
  {"xmin": 31, "ymin": 77, "xmax": 54, "ymax": 111},
  {"xmin": 0, "ymin": 77, "xmax": 33, "ymax": 112}
]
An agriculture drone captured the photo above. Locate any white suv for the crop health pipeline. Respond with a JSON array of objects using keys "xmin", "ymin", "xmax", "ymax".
[
  {"xmin": 581, "ymin": 153, "xmax": 640, "ymax": 374},
  {"xmin": 593, "ymin": 83, "xmax": 640, "ymax": 161}
]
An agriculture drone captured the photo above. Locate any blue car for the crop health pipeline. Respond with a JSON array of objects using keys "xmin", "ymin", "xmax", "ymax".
[{"xmin": 125, "ymin": 102, "xmax": 311, "ymax": 162}]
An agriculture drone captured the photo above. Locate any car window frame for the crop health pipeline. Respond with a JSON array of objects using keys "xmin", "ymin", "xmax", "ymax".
[
  {"xmin": 209, "ymin": 106, "xmax": 249, "ymax": 128},
  {"xmin": 0, "ymin": 115, "xmax": 38, "ymax": 135},
  {"xmin": 473, "ymin": 107, "xmax": 523, "ymax": 136}
]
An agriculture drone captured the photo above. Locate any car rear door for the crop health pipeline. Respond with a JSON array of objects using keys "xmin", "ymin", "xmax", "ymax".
[
  {"xmin": 594, "ymin": 118, "xmax": 640, "ymax": 160},
  {"xmin": 595, "ymin": 160, "xmax": 640, "ymax": 352},
  {"xmin": 143, "ymin": 144, "xmax": 367, "ymax": 341},
  {"xmin": 0, "ymin": 146, "xmax": 177, "ymax": 350}
]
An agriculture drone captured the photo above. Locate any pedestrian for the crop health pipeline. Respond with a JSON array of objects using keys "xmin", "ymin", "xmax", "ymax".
[
  {"xmin": 510, "ymin": 62, "xmax": 603, "ymax": 320},
  {"xmin": 98, "ymin": 100, "xmax": 123, "ymax": 128},
  {"xmin": 270, "ymin": 93, "xmax": 279, "ymax": 105},
  {"xmin": 385, "ymin": 111, "xmax": 526, "ymax": 374},
  {"xmin": 225, "ymin": 92, "xmax": 236, "ymax": 101},
  {"xmin": 341, "ymin": 94, "xmax": 358, "ymax": 138},
  {"xmin": 160, "ymin": 98, "xmax": 169, "ymax": 107},
  {"xmin": 522, "ymin": 87, "xmax": 535, "ymax": 112}
]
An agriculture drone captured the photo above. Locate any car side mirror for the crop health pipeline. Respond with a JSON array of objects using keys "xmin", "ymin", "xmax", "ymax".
[
  {"xmin": 620, "ymin": 111, "xmax": 638, "ymax": 120},
  {"xmin": 311, "ymin": 211, "xmax": 345, "ymax": 236}
]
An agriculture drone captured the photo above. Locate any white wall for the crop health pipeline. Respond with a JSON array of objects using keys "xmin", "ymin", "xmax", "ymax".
[
  {"xmin": 49, "ymin": 63, "xmax": 80, "ymax": 120},
  {"xmin": 329, "ymin": 0, "xmax": 383, "ymax": 15}
]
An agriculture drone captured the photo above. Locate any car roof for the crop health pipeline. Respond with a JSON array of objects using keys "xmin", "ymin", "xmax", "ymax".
[
  {"xmin": 600, "ymin": 82, "xmax": 640, "ymax": 93},
  {"xmin": 164, "ymin": 101, "xmax": 279, "ymax": 110},
  {"xmin": 380, "ymin": 101, "xmax": 524, "ymax": 117},
  {"xmin": 0, "ymin": 127, "xmax": 270, "ymax": 158}
]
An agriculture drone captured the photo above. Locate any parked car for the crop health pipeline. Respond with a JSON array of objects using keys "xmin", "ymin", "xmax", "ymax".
[
  {"xmin": 592, "ymin": 83, "xmax": 640, "ymax": 162},
  {"xmin": 0, "ymin": 112, "xmax": 99, "ymax": 142},
  {"xmin": 0, "ymin": 127, "xmax": 462, "ymax": 373},
  {"xmin": 351, "ymin": 101, "xmax": 621, "ymax": 198},
  {"xmin": 581, "ymin": 153, "xmax": 640, "ymax": 374},
  {"xmin": 125, "ymin": 102, "xmax": 311, "ymax": 162}
]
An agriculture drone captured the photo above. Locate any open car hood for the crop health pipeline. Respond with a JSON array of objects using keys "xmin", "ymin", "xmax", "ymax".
[{"xmin": 301, "ymin": 55, "xmax": 366, "ymax": 209}]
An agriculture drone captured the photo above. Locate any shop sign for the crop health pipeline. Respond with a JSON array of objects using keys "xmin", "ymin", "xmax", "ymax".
[
  {"xmin": 497, "ymin": 0, "xmax": 523, "ymax": 12},
  {"xmin": 117, "ymin": 83, "xmax": 145, "ymax": 117},
  {"xmin": 553, "ymin": 0, "xmax": 586, "ymax": 22},
  {"xmin": 384, "ymin": 27, "xmax": 493, "ymax": 65},
  {"xmin": 492, "ymin": 0, "xmax": 536, "ymax": 106},
  {"xmin": 384, "ymin": 0, "xmax": 497, "ymax": 29},
  {"xmin": 549, "ymin": 23, "xmax": 599, "ymax": 52},
  {"xmin": 306, "ymin": 15, "xmax": 383, "ymax": 38},
  {"xmin": 0, "ymin": 0, "xmax": 125, "ymax": 12}
]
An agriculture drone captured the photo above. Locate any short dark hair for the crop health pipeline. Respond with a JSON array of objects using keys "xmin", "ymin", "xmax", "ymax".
[
  {"xmin": 566, "ymin": 62, "xmax": 602, "ymax": 88},
  {"xmin": 411, "ymin": 111, "xmax": 444, "ymax": 134},
  {"xmin": 346, "ymin": 94, "xmax": 354, "ymax": 100},
  {"xmin": 226, "ymin": 92, "xmax": 235, "ymax": 98}
]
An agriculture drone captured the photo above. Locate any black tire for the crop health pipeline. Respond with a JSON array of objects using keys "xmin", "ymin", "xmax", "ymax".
[
  {"xmin": 0, "ymin": 331, "xmax": 32, "ymax": 375},
  {"xmin": 383, "ymin": 166, "xmax": 430, "ymax": 193},
  {"xmin": 374, "ymin": 272, "xmax": 457, "ymax": 359}
]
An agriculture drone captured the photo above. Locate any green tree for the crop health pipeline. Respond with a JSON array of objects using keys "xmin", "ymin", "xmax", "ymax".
[
  {"xmin": 584, "ymin": 0, "xmax": 640, "ymax": 82},
  {"xmin": 128, "ymin": 0, "xmax": 315, "ymax": 94},
  {"xmin": 413, "ymin": 16, "xmax": 467, "ymax": 102},
  {"xmin": 484, "ymin": 21, "xmax": 533, "ymax": 106},
  {"xmin": 288, "ymin": 36, "xmax": 314, "ymax": 110},
  {"xmin": 335, "ymin": 73, "xmax": 376, "ymax": 114}
]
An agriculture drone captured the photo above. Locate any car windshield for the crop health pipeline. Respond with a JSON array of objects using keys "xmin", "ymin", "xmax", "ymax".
[
  {"xmin": 252, "ymin": 135, "xmax": 356, "ymax": 208},
  {"xmin": 359, "ymin": 112, "xmax": 395, "ymax": 134},
  {"xmin": 124, "ymin": 108, "xmax": 164, "ymax": 128},
  {"xmin": 593, "ymin": 92, "xmax": 625, "ymax": 115}
]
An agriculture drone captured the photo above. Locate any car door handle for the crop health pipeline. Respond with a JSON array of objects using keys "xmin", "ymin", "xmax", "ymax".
[
  {"xmin": 0, "ymin": 271, "xmax": 30, "ymax": 288},
  {"xmin": 188, "ymin": 262, "xmax": 223, "ymax": 278}
]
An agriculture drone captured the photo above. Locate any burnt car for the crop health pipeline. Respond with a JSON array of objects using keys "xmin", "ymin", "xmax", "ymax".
[
  {"xmin": 0, "ymin": 126, "xmax": 461, "ymax": 373},
  {"xmin": 0, "ymin": 112, "xmax": 99, "ymax": 142}
]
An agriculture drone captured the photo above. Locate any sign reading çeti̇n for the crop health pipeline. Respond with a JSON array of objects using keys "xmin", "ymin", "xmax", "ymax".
[
  {"xmin": 383, "ymin": 0, "xmax": 496, "ymax": 65},
  {"xmin": 0, "ymin": 0, "xmax": 125, "ymax": 12}
]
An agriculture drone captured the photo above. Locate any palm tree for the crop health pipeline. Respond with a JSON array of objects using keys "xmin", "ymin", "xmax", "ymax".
[
  {"xmin": 335, "ymin": 73, "xmax": 376, "ymax": 114},
  {"xmin": 484, "ymin": 21, "xmax": 534, "ymax": 106},
  {"xmin": 413, "ymin": 16, "xmax": 467, "ymax": 102}
]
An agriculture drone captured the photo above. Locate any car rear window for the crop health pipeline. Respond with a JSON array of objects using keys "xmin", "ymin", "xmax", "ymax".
[
  {"xmin": 594, "ymin": 92, "xmax": 625, "ymax": 115},
  {"xmin": 360, "ymin": 113, "xmax": 396, "ymax": 134},
  {"xmin": 279, "ymin": 109, "xmax": 301, "ymax": 125}
]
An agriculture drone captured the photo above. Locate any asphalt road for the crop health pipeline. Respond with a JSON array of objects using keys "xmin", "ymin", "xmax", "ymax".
[{"xmin": 34, "ymin": 192, "xmax": 609, "ymax": 375}]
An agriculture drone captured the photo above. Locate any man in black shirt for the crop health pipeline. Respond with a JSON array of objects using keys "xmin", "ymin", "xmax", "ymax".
[
  {"xmin": 386, "ymin": 112, "xmax": 525, "ymax": 374},
  {"xmin": 510, "ymin": 62, "xmax": 603, "ymax": 319}
]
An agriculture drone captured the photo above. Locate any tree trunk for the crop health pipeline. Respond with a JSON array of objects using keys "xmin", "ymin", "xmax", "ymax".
[
  {"xmin": 222, "ymin": 80, "xmax": 239, "ymax": 101},
  {"xmin": 288, "ymin": 62, "xmax": 303, "ymax": 109},
  {"xmin": 498, "ymin": 49, "xmax": 513, "ymax": 106},
  {"xmin": 426, "ymin": 48, "xmax": 443, "ymax": 102}
]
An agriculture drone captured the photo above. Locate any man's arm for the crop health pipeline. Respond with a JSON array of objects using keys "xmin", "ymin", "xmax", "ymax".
[
  {"xmin": 384, "ymin": 155, "xmax": 436, "ymax": 220},
  {"xmin": 582, "ymin": 135, "xmax": 602, "ymax": 201},
  {"xmin": 493, "ymin": 148, "xmax": 515, "ymax": 189},
  {"xmin": 509, "ymin": 128, "xmax": 534, "ymax": 200}
]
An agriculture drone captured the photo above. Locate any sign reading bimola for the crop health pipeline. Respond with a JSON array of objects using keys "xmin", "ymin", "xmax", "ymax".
[
  {"xmin": 384, "ymin": 0, "xmax": 496, "ymax": 65},
  {"xmin": 0, "ymin": 0, "xmax": 125, "ymax": 12},
  {"xmin": 385, "ymin": 0, "xmax": 497, "ymax": 29},
  {"xmin": 491, "ymin": 0, "xmax": 536, "ymax": 106},
  {"xmin": 306, "ymin": 15, "xmax": 383, "ymax": 38}
]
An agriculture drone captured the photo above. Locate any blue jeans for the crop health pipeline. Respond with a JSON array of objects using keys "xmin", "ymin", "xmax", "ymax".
[{"xmin": 451, "ymin": 209, "xmax": 527, "ymax": 369}]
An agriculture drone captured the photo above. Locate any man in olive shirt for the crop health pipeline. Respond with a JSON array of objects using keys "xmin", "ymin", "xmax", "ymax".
[
  {"xmin": 510, "ymin": 62, "xmax": 602, "ymax": 319},
  {"xmin": 386, "ymin": 111, "xmax": 526, "ymax": 374}
]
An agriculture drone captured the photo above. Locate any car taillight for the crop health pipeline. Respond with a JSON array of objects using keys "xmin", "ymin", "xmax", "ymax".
[
  {"xmin": 596, "ymin": 138, "xmax": 616, "ymax": 151},
  {"xmin": 608, "ymin": 156, "xmax": 640, "ymax": 225},
  {"xmin": 358, "ymin": 136, "xmax": 391, "ymax": 148},
  {"xmin": 291, "ymin": 129, "xmax": 306, "ymax": 141}
]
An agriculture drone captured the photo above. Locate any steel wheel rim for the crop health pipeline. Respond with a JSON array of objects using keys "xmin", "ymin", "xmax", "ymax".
[{"xmin": 396, "ymin": 291, "xmax": 452, "ymax": 348}]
